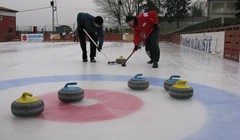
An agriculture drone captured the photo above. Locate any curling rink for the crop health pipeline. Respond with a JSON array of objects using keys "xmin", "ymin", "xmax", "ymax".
[{"xmin": 0, "ymin": 41, "xmax": 240, "ymax": 140}]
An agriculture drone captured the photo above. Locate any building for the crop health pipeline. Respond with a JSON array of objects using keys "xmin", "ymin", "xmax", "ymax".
[
  {"xmin": 0, "ymin": 6, "xmax": 18, "ymax": 35},
  {"xmin": 207, "ymin": 0, "xmax": 238, "ymax": 19}
]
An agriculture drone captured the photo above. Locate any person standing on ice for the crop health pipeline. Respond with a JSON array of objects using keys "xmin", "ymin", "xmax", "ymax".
[
  {"xmin": 77, "ymin": 13, "xmax": 104, "ymax": 62},
  {"xmin": 125, "ymin": 11, "xmax": 160, "ymax": 68}
]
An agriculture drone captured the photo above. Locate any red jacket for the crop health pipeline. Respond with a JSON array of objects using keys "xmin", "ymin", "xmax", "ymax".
[{"xmin": 131, "ymin": 11, "xmax": 158, "ymax": 46}]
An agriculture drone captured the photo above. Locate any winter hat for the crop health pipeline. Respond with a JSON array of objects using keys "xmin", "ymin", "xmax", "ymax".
[
  {"xmin": 94, "ymin": 16, "xmax": 104, "ymax": 25},
  {"xmin": 126, "ymin": 15, "xmax": 135, "ymax": 22}
]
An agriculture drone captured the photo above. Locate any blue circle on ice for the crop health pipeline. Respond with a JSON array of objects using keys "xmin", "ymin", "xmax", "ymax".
[{"xmin": 0, "ymin": 74, "xmax": 240, "ymax": 140}]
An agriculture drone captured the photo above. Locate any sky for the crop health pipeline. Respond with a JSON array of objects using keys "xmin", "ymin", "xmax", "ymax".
[
  {"xmin": 0, "ymin": 0, "xmax": 199, "ymax": 27},
  {"xmin": 0, "ymin": 0, "xmax": 99, "ymax": 26}
]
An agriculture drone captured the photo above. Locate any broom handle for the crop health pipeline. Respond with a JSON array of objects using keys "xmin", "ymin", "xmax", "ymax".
[{"xmin": 82, "ymin": 29, "xmax": 113, "ymax": 62}]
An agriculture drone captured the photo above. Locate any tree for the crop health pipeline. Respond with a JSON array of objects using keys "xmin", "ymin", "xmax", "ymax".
[
  {"xmin": 93, "ymin": 0, "xmax": 163, "ymax": 29},
  {"xmin": 144, "ymin": 0, "xmax": 162, "ymax": 13},
  {"xmin": 163, "ymin": 0, "xmax": 191, "ymax": 28},
  {"xmin": 94, "ymin": 0, "xmax": 139, "ymax": 28},
  {"xmin": 236, "ymin": 0, "xmax": 240, "ymax": 18},
  {"xmin": 191, "ymin": 0, "xmax": 206, "ymax": 17},
  {"xmin": 135, "ymin": 0, "xmax": 144, "ymax": 15}
]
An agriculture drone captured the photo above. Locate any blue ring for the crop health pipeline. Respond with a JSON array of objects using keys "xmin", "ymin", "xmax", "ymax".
[{"xmin": 1, "ymin": 74, "xmax": 240, "ymax": 140}]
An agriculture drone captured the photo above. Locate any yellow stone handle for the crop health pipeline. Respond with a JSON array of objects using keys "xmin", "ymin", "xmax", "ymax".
[
  {"xmin": 22, "ymin": 92, "xmax": 32, "ymax": 97},
  {"xmin": 118, "ymin": 56, "xmax": 124, "ymax": 59},
  {"xmin": 172, "ymin": 80, "xmax": 190, "ymax": 88},
  {"xmin": 16, "ymin": 92, "xmax": 40, "ymax": 103}
]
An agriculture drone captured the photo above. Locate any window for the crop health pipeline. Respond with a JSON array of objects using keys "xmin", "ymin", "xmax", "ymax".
[
  {"xmin": 212, "ymin": 2, "xmax": 225, "ymax": 13},
  {"xmin": 212, "ymin": 1, "xmax": 237, "ymax": 14},
  {"xmin": 226, "ymin": 2, "xmax": 237, "ymax": 13}
]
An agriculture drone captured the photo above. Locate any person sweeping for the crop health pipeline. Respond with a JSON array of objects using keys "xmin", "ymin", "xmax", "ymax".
[
  {"xmin": 77, "ymin": 12, "xmax": 104, "ymax": 63},
  {"xmin": 125, "ymin": 10, "xmax": 160, "ymax": 68}
]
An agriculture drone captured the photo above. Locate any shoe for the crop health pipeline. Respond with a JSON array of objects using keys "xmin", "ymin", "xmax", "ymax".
[
  {"xmin": 90, "ymin": 58, "xmax": 96, "ymax": 63},
  {"xmin": 83, "ymin": 59, "xmax": 88, "ymax": 62},
  {"xmin": 152, "ymin": 62, "xmax": 158, "ymax": 68},
  {"xmin": 147, "ymin": 60, "xmax": 154, "ymax": 64}
]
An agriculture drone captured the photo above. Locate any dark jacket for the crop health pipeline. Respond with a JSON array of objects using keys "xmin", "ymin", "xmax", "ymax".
[{"xmin": 77, "ymin": 12, "xmax": 104, "ymax": 46}]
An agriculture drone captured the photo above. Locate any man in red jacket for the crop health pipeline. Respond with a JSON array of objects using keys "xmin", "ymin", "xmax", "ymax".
[{"xmin": 125, "ymin": 11, "xmax": 160, "ymax": 68}]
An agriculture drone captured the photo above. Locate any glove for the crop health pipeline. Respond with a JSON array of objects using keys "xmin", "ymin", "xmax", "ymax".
[
  {"xmin": 97, "ymin": 45, "xmax": 102, "ymax": 52},
  {"xmin": 133, "ymin": 45, "xmax": 139, "ymax": 51},
  {"xmin": 153, "ymin": 24, "xmax": 159, "ymax": 29}
]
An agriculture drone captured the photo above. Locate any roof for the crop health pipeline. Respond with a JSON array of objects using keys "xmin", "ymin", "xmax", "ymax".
[{"xmin": 0, "ymin": 6, "xmax": 18, "ymax": 12}]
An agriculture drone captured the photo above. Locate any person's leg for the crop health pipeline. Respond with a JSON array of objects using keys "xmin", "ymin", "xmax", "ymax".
[
  {"xmin": 89, "ymin": 32, "xmax": 98, "ymax": 62},
  {"xmin": 146, "ymin": 28, "xmax": 160, "ymax": 68},
  {"xmin": 78, "ymin": 28, "xmax": 87, "ymax": 62},
  {"xmin": 145, "ymin": 40, "xmax": 153, "ymax": 64}
]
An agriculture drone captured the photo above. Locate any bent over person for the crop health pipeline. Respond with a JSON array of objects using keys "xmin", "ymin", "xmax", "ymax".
[
  {"xmin": 77, "ymin": 12, "xmax": 104, "ymax": 62},
  {"xmin": 125, "ymin": 10, "xmax": 160, "ymax": 68}
]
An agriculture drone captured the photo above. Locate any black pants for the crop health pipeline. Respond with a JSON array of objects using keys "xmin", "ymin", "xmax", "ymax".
[
  {"xmin": 78, "ymin": 29, "xmax": 98, "ymax": 60},
  {"xmin": 145, "ymin": 28, "xmax": 160, "ymax": 62}
]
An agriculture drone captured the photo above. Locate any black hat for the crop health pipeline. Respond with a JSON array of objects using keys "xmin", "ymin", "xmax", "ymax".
[
  {"xmin": 94, "ymin": 16, "xmax": 103, "ymax": 25},
  {"xmin": 126, "ymin": 15, "xmax": 135, "ymax": 22}
]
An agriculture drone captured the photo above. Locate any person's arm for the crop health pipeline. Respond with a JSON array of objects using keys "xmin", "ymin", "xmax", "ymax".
[
  {"xmin": 133, "ymin": 29, "xmax": 141, "ymax": 46},
  {"xmin": 97, "ymin": 27, "xmax": 104, "ymax": 50},
  {"xmin": 132, "ymin": 29, "xmax": 142, "ymax": 51},
  {"xmin": 148, "ymin": 11, "xmax": 158, "ymax": 24}
]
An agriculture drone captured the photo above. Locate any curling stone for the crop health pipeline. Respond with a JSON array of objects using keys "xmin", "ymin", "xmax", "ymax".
[
  {"xmin": 163, "ymin": 75, "xmax": 181, "ymax": 91},
  {"xmin": 116, "ymin": 56, "xmax": 126, "ymax": 64},
  {"xmin": 128, "ymin": 74, "xmax": 149, "ymax": 90},
  {"xmin": 58, "ymin": 82, "xmax": 84, "ymax": 102},
  {"xmin": 168, "ymin": 80, "xmax": 193, "ymax": 99},
  {"xmin": 11, "ymin": 92, "xmax": 44, "ymax": 117}
]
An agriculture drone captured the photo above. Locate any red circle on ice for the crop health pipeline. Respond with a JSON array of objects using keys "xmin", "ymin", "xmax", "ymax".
[{"xmin": 38, "ymin": 89, "xmax": 143, "ymax": 122}]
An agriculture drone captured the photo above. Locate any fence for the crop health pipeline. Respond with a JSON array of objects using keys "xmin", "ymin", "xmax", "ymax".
[
  {"xmin": 16, "ymin": 23, "xmax": 77, "ymax": 34},
  {"xmin": 224, "ymin": 30, "xmax": 240, "ymax": 62},
  {"xmin": 160, "ymin": 17, "xmax": 208, "ymax": 29},
  {"xmin": 163, "ymin": 26, "xmax": 240, "ymax": 62}
]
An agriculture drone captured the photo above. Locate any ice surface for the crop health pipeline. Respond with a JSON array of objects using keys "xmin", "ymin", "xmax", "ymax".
[{"xmin": 0, "ymin": 41, "xmax": 239, "ymax": 140}]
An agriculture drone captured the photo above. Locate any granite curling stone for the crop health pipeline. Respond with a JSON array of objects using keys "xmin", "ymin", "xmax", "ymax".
[
  {"xmin": 128, "ymin": 74, "xmax": 149, "ymax": 90},
  {"xmin": 58, "ymin": 82, "xmax": 84, "ymax": 102},
  {"xmin": 163, "ymin": 75, "xmax": 181, "ymax": 91},
  {"xmin": 168, "ymin": 80, "xmax": 193, "ymax": 99},
  {"xmin": 11, "ymin": 92, "xmax": 44, "ymax": 117},
  {"xmin": 116, "ymin": 56, "xmax": 126, "ymax": 64}
]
